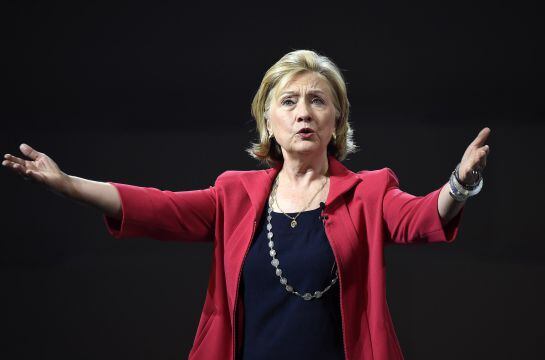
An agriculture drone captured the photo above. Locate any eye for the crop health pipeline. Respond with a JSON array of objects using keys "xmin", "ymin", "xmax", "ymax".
[
  {"xmin": 281, "ymin": 98, "xmax": 295, "ymax": 106},
  {"xmin": 312, "ymin": 97, "xmax": 325, "ymax": 105}
]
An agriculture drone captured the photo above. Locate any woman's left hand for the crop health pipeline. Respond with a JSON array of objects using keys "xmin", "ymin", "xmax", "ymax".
[{"xmin": 458, "ymin": 127, "xmax": 491, "ymax": 184}]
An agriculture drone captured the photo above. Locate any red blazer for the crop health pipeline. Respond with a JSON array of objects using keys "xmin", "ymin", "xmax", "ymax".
[{"xmin": 103, "ymin": 154, "xmax": 464, "ymax": 360}]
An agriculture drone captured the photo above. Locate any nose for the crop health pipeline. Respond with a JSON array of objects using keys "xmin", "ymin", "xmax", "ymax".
[{"xmin": 295, "ymin": 100, "xmax": 312, "ymax": 122}]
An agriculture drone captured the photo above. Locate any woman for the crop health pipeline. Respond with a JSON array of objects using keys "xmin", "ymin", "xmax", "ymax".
[{"xmin": 2, "ymin": 50, "xmax": 490, "ymax": 360}]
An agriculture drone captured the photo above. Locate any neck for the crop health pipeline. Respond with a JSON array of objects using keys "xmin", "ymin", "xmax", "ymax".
[{"xmin": 279, "ymin": 151, "xmax": 329, "ymax": 187}]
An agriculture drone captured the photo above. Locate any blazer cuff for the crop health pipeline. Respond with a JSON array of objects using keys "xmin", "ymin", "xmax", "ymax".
[
  {"xmin": 424, "ymin": 186, "xmax": 465, "ymax": 243},
  {"xmin": 102, "ymin": 182, "xmax": 155, "ymax": 239}
]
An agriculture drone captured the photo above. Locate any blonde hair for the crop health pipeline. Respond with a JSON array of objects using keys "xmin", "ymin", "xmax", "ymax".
[{"xmin": 246, "ymin": 49, "xmax": 358, "ymax": 167}]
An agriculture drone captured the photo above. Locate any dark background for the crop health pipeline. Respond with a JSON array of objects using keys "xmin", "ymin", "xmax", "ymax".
[{"xmin": 2, "ymin": 1, "xmax": 544, "ymax": 359}]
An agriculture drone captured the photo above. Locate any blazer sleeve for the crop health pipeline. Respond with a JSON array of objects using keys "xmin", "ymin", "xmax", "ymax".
[
  {"xmin": 381, "ymin": 167, "xmax": 464, "ymax": 245},
  {"xmin": 102, "ymin": 182, "xmax": 217, "ymax": 242}
]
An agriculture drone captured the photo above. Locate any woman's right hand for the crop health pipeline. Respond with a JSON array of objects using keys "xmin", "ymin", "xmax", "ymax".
[
  {"xmin": 2, "ymin": 143, "xmax": 72, "ymax": 196},
  {"xmin": 3, "ymin": 143, "xmax": 122, "ymax": 218}
]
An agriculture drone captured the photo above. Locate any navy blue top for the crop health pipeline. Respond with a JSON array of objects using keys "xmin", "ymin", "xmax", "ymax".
[{"xmin": 239, "ymin": 203, "xmax": 345, "ymax": 359}]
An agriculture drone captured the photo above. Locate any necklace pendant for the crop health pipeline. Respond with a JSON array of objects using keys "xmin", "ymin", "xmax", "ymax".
[{"xmin": 290, "ymin": 219, "xmax": 297, "ymax": 228}]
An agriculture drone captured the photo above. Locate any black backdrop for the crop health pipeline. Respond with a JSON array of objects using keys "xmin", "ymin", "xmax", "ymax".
[{"xmin": 2, "ymin": 1, "xmax": 544, "ymax": 359}]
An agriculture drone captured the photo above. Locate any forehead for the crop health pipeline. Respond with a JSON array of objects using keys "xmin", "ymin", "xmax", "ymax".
[{"xmin": 275, "ymin": 71, "xmax": 334, "ymax": 98}]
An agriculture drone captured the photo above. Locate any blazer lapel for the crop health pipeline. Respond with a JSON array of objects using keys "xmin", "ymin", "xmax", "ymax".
[
  {"xmin": 325, "ymin": 155, "xmax": 363, "ymax": 208},
  {"xmin": 240, "ymin": 155, "xmax": 362, "ymax": 219},
  {"xmin": 239, "ymin": 164, "xmax": 281, "ymax": 221}
]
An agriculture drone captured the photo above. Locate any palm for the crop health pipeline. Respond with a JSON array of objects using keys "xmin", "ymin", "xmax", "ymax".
[{"xmin": 2, "ymin": 143, "xmax": 67, "ymax": 191}]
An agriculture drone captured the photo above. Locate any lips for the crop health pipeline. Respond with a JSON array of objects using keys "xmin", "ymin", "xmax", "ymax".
[
  {"xmin": 297, "ymin": 128, "xmax": 315, "ymax": 134},
  {"xmin": 297, "ymin": 127, "xmax": 315, "ymax": 139}
]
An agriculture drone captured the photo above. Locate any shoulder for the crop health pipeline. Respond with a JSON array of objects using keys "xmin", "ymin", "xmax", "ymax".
[
  {"xmin": 213, "ymin": 168, "xmax": 270, "ymax": 186},
  {"xmin": 344, "ymin": 167, "xmax": 400, "ymax": 205},
  {"xmin": 354, "ymin": 167, "xmax": 400, "ymax": 188}
]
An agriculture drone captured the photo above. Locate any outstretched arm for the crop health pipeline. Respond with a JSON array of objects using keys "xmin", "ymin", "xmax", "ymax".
[
  {"xmin": 382, "ymin": 128, "xmax": 491, "ymax": 244},
  {"xmin": 3, "ymin": 143, "xmax": 217, "ymax": 242},
  {"xmin": 2, "ymin": 143, "xmax": 121, "ymax": 218}
]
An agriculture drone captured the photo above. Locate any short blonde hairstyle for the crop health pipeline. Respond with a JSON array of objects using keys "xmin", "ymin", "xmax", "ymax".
[{"xmin": 246, "ymin": 49, "xmax": 358, "ymax": 167}]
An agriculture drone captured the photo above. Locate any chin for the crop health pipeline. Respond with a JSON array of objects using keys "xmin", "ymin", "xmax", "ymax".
[{"xmin": 290, "ymin": 144, "xmax": 323, "ymax": 156}]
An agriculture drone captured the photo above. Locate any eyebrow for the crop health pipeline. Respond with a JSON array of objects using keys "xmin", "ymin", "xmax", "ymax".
[{"xmin": 279, "ymin": 89, "xmax": 328, "ymax": 97}]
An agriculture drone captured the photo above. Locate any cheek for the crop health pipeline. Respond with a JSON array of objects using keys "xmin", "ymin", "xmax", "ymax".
[
  {"xmin": 320, "ymin": 114, "xmax": 336, "ymax": 131},
  {"xmin": 272, "ymin": 116, "xmax": 292, "ymax": 132}
]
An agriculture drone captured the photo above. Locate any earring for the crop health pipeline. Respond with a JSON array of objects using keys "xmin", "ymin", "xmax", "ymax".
[
  {"xmin": 268, "ymin": 132, "xmax": 274, "ymax": 140},
  {"xmin": 332, "ymin": 133, "xmax": 337, "ymax": 141}
]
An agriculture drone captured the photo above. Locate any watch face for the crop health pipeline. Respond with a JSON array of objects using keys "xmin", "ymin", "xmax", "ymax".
[
  {"xmin": 454, "ymin": 167, "xmax": 481, "ymax": 189},
  {"xmin": 449, "ymin": 170, "xmax": 483, "ymax": 201}
]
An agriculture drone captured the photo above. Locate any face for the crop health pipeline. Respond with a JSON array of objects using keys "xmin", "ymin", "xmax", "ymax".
[{"xmin": 266, "ymin": 71, "xmax": 337, "ymax": 159}]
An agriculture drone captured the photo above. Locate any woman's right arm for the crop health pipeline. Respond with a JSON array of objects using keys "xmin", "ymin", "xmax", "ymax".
[
  {"xmin": 2, "ymin": 143, "xmax": 122, "ymax": 219},
  {"xmin": 3, "ymin": 143, "xmax": 218, "ymax": 242}
]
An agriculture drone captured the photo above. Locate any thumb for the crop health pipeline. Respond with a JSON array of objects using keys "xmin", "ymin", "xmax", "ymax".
[{"xmin": 20, "ymin": 143, "xmax": 41, "ymax": 161}]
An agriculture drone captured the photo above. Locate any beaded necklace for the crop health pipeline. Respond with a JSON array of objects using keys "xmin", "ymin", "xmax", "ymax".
[{"xmin": 266, "ymin": 175, "xmax": 339, "ymax": 301}]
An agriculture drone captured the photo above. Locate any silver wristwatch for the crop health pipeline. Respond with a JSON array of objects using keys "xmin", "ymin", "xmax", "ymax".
[{"xmin": 448, "ymin": 163, "xmax": 483, "ymax": 202}]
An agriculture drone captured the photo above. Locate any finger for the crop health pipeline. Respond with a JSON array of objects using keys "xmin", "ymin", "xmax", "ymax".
[
  {"xmin": 470, "ymin": 127, "xmax": 491, "ymax": 148},
  {"xmin": 462, "ymin": 146, "xmax": 487, "ymax": 170},
  {"xmin": 3, "ymin": 160, "xmax": 30, "ymax": 178},
  {"xmin": 473, "ymin": 148, "xmax": 488, "ymax": 170},
  {"xmin": 477, "ymin": 156, "xmax": 486, "ymax": 170},
  {"xmin": 2, "ymin": 159, "xmax": 23, "ymax": 171},
  {"xmin": 19, "ymin": 143, "xmax": 41, "ymax": 161},
  {"xmin": 10, "ymin": 161, "xmax": 28, "ymax": 174},
  {"xmin": 470, "ymin": 127, "xmax": 491, "ymax": 147},
  {"xmin": 15, "ymin": 165, "xmax": 42, "ymax": 183},
  {"xmin": 475, "ymin": 144, "xmax": 490, "ymax": 156},
  {"xmin": 4, "ymin": 153, "xmax": 27, "ymax": 167}
]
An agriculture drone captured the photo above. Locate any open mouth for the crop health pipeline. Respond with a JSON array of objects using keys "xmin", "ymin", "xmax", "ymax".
[
  {"xmin": 297, "ymin": 128, "xmax": 315, "ymax": 139},
  {"xmin": 297, "ymin": 128, "xmax": 315, "ymax": 134}
]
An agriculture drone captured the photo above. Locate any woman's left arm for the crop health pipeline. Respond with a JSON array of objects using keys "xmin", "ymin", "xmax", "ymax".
[{"xmin": 438, "ymin": 127, "xmax": 491, "ymax": 224}]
